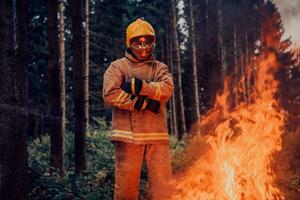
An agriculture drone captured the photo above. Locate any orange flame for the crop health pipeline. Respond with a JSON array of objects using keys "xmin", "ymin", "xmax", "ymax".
[{"xmin": 172, "ymin": 50, "xmax": 286, "ymax": 200}]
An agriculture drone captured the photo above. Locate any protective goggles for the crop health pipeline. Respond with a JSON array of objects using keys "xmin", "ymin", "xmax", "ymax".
[{"xmin": 130, "ymin": 36, "xmax": 155, "ymax": 50}]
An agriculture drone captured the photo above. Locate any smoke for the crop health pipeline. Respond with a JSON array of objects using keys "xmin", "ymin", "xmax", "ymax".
[{"xmin": 273, "ymin": 0, "xmax": 300, "ymax": 46}]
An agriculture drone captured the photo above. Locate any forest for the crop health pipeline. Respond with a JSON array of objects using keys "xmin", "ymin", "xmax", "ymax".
[{"xmin": 0, "ymin": 0, "xmax": 300, "ymax": 199}]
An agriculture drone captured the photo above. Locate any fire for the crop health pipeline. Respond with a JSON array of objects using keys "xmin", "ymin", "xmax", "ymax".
[{"xmin": 171, "ymin": 50, "xmax": 286, "ymax": 200}]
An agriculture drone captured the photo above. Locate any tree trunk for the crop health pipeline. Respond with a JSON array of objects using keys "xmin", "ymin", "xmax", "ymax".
[
  {"xmin": 170, "ymin": 0, "xmax": 187, "ymax": 138},
  {"xmin": 244, "ymin": 33, "xmax": 250, "ymax": 103},
  {"xmin": 47, "ymin": 0, "xmax": 64, "ymax": 175},
  {"xmin": 58, "ymin": 0, "xmax": 66, "ymax": 138},
  {"xmin": 217, "ymin": 0, "xmax": 227, "ymax": 78},
  {"xmin": 242, "ymin": 0, "xmax": 250, "ymax": 104},
  {"xmin": 71, "ymin": 0, "xmax": 88, "ymax": 174},
  {"xmin": 84, "ymin": 0, "xmax": 90, "ymax": 131},
  {"xmin": 188, "ymin": 0, "xmax": 200, "ymax": 121},
  {"xmin": 162, "ymin": 34, "xmax": 174, "ymax": 134},
  {"xmin": 0, "ymin": 0, "xmax": 29, "ymax": 198},
  {"xmin": 167, "ymin": 24, "xmax": 178, "ymax": 136},
  {"xmin": 233, "ymin": 23, "xmax": 238, "ymax": 106},
  {"xmin": 240, "ymin": 45, "xmax": 247, "ymax": 102}
]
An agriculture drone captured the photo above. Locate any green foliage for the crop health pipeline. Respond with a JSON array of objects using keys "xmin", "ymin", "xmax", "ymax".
[
  {"xmin": 28, "ymin": 131, "xmax": 115, "ymax": 199},
  {"xmin": 28, "ymin": 131, "xmax": 190, "ymax": 199},
  {"xmin": 169, "ymin": 136, "xmax": 189, "ymax": 173}
]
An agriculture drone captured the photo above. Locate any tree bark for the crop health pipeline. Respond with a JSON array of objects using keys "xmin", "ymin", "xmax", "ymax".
[
  {"xmin": 217, "ymin": 0, "xmax": 227, "ymax": 78},
  {"xmin": 167, "ymin": 24, "xmax": 178, "ymax": 136},
  {"xmin": 233, "ymin": 23, "xmax": 238, "ymax": 106},
  {"xmin": 240, "ymin": 45, "xmax": 247, "ymax": 102},
  {"xmin": 242, "ymin": 0, "xmax": 250, "ymax": 104},
  {"xmin": 244, "ymin": 33, "xmax": 250, "ymax": 104},
  {"xmin": 58, "ymin": 0, "xmax": 66, "ymax": 137},
  {"xmin": 58, "ymin": 0, "xmax": 66, "ymax": 133},
  {"xmin": 0, "ymin": 0, "xmax": 29, "ymax": 198},
  {"xmin": 188, "ymin": 0, "xmax": 200, "ymax": 120},
  {"xmin": 71, "ymin": 0, "xmax": 88, "ymax": 174},
  {"xmin": 47, "ymin": 0, "xmax": 64, "ymax": 175},
  {"xmin": 170, "ymin": 0, "xmax": 187, "ymax": 138},
  {"xmin": 84, "ymin": 0, "xmax": 90, "ymax": 128}
]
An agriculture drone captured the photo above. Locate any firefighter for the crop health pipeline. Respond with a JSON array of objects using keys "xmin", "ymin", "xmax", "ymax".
[{"xmin": 103, "ymin": 18, "xmax": 174, "ymax": 199}]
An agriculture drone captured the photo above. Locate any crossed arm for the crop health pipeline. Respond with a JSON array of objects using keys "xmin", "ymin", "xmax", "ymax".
[{"xmin": 103, "ymin": 63, "xmax": 174, "ymax": 112}]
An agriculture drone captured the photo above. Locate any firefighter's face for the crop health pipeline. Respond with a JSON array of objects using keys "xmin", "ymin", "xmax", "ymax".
[{"xmin": 130, "ymin": 36, "xmax": 155, "ymax": 61}]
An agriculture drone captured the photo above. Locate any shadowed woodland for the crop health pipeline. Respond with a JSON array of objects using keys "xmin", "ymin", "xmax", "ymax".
[{"xmin": 0, "ymin": 0, "xmax": 300, "ymax": 199}]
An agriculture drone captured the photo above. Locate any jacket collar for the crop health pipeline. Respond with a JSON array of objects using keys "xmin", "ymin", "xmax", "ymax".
[{"xmin": 125, "ymin": 51, "xmax": 158, "ymax": 66}]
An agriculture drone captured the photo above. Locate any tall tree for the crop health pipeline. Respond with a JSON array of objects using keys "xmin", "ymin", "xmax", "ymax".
[
  {"xmin": 47, "ymin": 0, "xmax": 64, "ymax": 175},
  {"xmin": 244, "ymin": 33, "xmax": 249, "ymax": 103},
  {"xmin": 84, "ymin": 0, "xmax": 90, "ymax": 136},
  {"xmin": 239, "ymin": 40, "xmax": 247, "ymax": 103},
  {"xmin": 188, "ymin": 0, "xmax": 200, "ymax": 120},
  {"xmin": 167, "ymin": 24, "xmax": 178, "ymax": 137},
  {"xmin": 0, "ymin": 0, "xmax": 29, "ymax": 198},
  {"xmin": 170, "ymin": 0, "xmax": 187, "ymax": 138},
  {"xmin": 71, "ymin": 0, "xmax": 88, "ymax": 174},
  {"xmin": 233, "ymin": 23, "xmax": 239, "ymax": 106},
  {"xmin": 58, "ymin": 0, "xmax": 66, "ymax": 135},
  {"xmin": 217, "ymin": 0, "xmax": 227, "ymax": 78},
  {"xmin": 260, "ymin": 0, "xmax": 297, "ymax": 131},
  {"xmin": 241, "ymin": 0, "xmax": 250, "ymax": 104}
]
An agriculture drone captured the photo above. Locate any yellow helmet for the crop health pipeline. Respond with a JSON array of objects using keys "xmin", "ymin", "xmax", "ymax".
[{"xmin": 126, "ymin": 18, "xmax": 156, "ymax": 48}]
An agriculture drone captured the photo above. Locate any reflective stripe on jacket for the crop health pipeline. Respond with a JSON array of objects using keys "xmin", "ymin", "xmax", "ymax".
[{"xmin": 103, "ymin": 52, "xmax": 174, "ymax": 144}]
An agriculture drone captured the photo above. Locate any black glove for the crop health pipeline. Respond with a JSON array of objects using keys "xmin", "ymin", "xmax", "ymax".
[
  {"xmin": 121, "ymin": 77, "xmax": 143, "ymax": 95},
  {"xmin": 134, "ymin": 96, "xmax": 160, "ymax": 114},
  {"xmin": 145, "ymin": 98, "xmax": 160, "ymax": 113}
]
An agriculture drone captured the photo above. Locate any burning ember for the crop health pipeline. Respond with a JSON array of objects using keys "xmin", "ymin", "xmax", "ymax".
[{"xmin": 172, "ymin": 50, "xmax": 286, "ymax": 200}]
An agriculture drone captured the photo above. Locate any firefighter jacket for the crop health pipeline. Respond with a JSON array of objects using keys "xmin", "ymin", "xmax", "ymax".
[{"xmin": 103, "ymin": 52, "xmax": 174, "ymax": 144}]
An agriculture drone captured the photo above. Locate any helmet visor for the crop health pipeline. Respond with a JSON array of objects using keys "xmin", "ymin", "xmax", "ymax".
[{"xmin": 130, "ymin": 35, "xmax": 155, "ymax": 50}]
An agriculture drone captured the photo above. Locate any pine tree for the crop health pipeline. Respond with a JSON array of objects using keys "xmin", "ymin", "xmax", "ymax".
[
  {"xmin": 167, "ymin": 24, "xmax": 178, "ymax": 137},
  {"xmin": 84, "ymin": 0, "xmax": 90, "ymax": 139},
  {"xmin": 217, "ymin": 0, "xmax": 227, "ymax": 78},
  {"xmin": 47, "ymin": 0, "xmax": 65, "ymax": 175},
  {"xmin": 0, "ymin": 0, "xmax": 29, "ymax": 198},
  {"xmin": 58, "ymin": 0, "xmax": 66, "ymax": 135},
  {"xmin": 71, "ymin": 0, "xmax": 88, "ymax": 174},
  {"xmin": 170, "ymin": 0, "xmax": 187, "ymax": 138},
  {"xmin": 188, "ymin": 0, "xmax": 200, "ymax": 120},
  {"xmin": 259, "ymin": 0, "xmax": 298, "ymax": 132}
]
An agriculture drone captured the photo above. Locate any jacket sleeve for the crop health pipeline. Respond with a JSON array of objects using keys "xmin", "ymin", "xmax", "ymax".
[
  {"xmin": 139, "ymin": 64, "xmax": 174, "ymax": 104},
  {"xmin": 103, "ymin": 63, "xmax": 137, "ymax": 111}
]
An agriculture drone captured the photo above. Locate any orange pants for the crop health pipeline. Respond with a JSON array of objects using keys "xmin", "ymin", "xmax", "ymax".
[{"xmin": 114, "ymin": 142, "xmax": 172, "ymax": 200}]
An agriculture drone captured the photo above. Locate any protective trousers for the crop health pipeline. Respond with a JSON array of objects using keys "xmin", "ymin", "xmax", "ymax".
[{"xmin": 114, "ymin": 142, "xmax": 172, "ymax": 200}]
